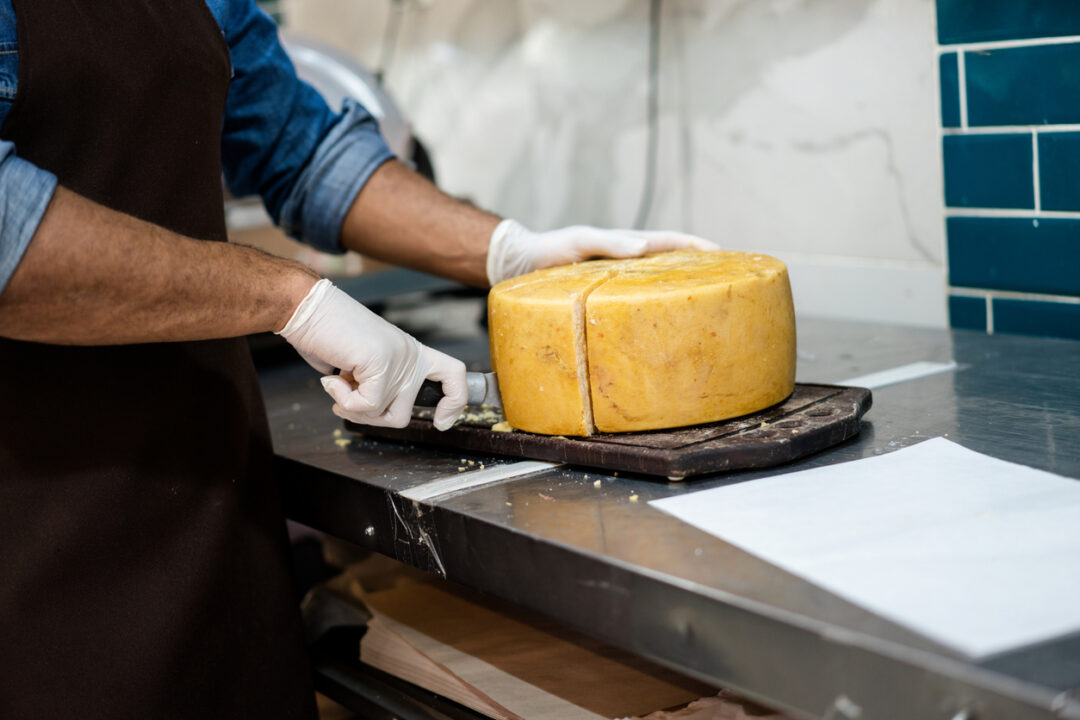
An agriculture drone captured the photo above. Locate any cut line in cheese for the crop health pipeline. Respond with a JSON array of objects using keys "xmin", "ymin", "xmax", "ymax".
[
  {"xmin": 573, "ymin": 270, "xmax": 616, "ymax": 436},
  {"xmin": 488, "ymin": 251, "xmax": 796, "ymax": 436}
]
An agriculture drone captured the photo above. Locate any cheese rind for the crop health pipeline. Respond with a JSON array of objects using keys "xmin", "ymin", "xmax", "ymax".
[{"xmin": 487, "ymin": 251, "xmax": 796, "ymax": 435}]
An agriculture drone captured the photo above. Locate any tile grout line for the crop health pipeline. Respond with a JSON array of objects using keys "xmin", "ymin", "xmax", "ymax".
[
  {"xmin": 949, "ymin": 286, "xmax": 1080, "ymax": 304},
  {"xmin": 1032, "ymin": 133, "xmax": 1041, "ymax": 212},
  {"xmin": 943, "ymin": 124, "xmax": 1080, "ymax": 134},
  {"xmin": 957, "ymin": 50, "xmax": 968, "ymax": 129},
  {"xmin": 945, "ymin": 208, "xmax": 1080, "ymax": 219},
  {"xmin": 939, "ymin": 34, "xmax": 1080, "ymax": 52}
]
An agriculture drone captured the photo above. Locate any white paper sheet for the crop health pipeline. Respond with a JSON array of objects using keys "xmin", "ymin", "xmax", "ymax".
[{"xmin": 651, "ymin": 438, "xmax": 1080, "ymax": 658}]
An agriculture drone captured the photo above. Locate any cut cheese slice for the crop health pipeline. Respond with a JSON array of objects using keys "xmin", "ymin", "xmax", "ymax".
[
  {"xmin": 488, "ymin": 250, "xmax": 796, "ymax": 436},
  {"xmin": 586, "ymin": 251, "xmax": 795, "ymax": 433},
  {"xmin": 487, "ymin": 260, "xmax": 620, "ymax": 436}
]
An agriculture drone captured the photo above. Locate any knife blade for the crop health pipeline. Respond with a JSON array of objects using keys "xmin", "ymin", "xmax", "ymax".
[{"xmin": 415, "ymin": 371, "xmax": 502, "ymax": 409}]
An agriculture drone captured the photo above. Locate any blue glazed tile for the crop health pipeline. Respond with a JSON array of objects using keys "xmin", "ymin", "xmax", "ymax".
[
  {"xmin": 993, "ymin": 298, "xmax": 1080, "ymax": 340},
  {"xmin": 947, "ymin": 217, "xmax": 1080, "ymax": 296},
  {"xmin": 939, "ymin": 53, "xmax": 961, "ymax": 128},
  {"xmin": 948, "ymin": 295, "xmax": 987, "ymax": 331},
  {"xmin": 943, "ymin": 134, "xmax": 1033, "ymax": 209},
  {"xmin": 1038, "ymin": 132, "xmax": 1080, "ymax": 210},
  {"xmin": 937, "ymin": 0, "xmax": 1080, "ymax": 45},
  {"xmin": 966, "ymin": 43, "xmax": 1080, "ymax": 126}
]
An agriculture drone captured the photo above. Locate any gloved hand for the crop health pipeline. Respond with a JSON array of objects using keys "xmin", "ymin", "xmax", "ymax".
[
  {"xmin": 276, "ymin": 279, "xmax": 467, "ymax": 431},
  {"xmin": 485, "ymin": 219, "xmax": 720, "ymax": 286}
]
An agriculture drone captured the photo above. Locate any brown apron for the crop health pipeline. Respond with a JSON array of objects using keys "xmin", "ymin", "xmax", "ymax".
[{"xmin": 0, "ymin": 1, "xmax": 316, "ymax": 717}]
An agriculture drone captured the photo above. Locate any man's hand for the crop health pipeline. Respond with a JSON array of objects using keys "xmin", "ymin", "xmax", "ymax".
[
  {"xmin": 276, "ymin": 280, "xmax": 467, "ymax": 430},
  {"xmin": 485, "ymin": 220, "xmax": 720, "ymax": 286}
]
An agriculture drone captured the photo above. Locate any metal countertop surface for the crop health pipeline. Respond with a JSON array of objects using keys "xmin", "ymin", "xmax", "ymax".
[{"xmin": 259, "ymin": 316, "xmax": 1080, "ymax": 720}]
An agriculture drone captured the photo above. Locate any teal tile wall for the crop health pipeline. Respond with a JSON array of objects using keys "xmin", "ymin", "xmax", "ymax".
[
  {"xmin": 1038, "ymin": 132, "xmax": 1080, "ymax": 211},
  {"xmin": 947, "ymin": 218, "xmax": 1080, "ymax": 296},
  {"xmin": 939, "ymin": 53, "xmax": 960, "ymax": 128},
  {"xmin": 994, "ymin": 299, "xmax": 1080, "ymax": 340},
  {"xmin": 937, "ymin": 0, "xmax": 1080, "ymax": 44},
  {"xmin": 943, "ymin": 134, "xmax": 1033, "ymax": 208},
  {"xmin": 948, "ymin": 295, "xmax": 987, "ymax": 331},
  {"xmin": 938, "ymin": 2, "xmax": 1080, "ymax": 342},
  {"xmin": 966, "ymin": 43, "xmax": 1080, "ymax": 127}
]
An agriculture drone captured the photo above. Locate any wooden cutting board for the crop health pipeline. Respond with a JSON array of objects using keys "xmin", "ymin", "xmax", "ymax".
[{"xmin": 345, "ymin": 384, "xmax": 871, "ymax": 480}]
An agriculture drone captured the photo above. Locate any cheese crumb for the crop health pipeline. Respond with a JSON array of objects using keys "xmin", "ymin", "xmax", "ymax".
[
  {"xmin": 333, "ymin": 438, "xmax": 350, "ymax": 448},
  {"xmin": 491, "ymin": 421, "xmax": 514, "ymax": 433},
  {"xmin": 332, "ymin": 428, "xmax": 343, "ymax": 438},
  {"xmin": 593, "ymin": 479, "xmax": 602, "ymax": 489},
  {"xmin": 629, "ymin": 494, "xmax": 639, "ymax": 503}
]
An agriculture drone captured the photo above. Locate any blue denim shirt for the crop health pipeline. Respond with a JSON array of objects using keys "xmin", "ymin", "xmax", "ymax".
[{"xmin": 0, "ymin": 0, "xmax": 394, "ymax": 294}]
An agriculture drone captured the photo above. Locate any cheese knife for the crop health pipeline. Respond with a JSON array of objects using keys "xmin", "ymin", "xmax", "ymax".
[{"xmin": 415, "ymin": 371, "xmax": 502, "ymax": 409}]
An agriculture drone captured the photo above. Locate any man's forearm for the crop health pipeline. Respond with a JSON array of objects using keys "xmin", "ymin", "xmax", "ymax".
[
  {"xmin": 339, "ymin": 159, "xmax": 500, "ymax": 287},
  {"xmin": 0, "ymin": 186, "xmax": 319, "ymax": 345}
]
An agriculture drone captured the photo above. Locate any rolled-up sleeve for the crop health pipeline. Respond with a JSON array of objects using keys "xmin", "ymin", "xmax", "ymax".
[
  {"xmin": 220, "ymin": 0, "xmax": 394, "ymax": 254},
  {"xmin": 0, "ymin": 140, "xmax": 58, "ymax": 295}
]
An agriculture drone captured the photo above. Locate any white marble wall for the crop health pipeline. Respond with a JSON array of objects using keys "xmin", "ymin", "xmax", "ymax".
[{"xmin": 284, "ymin": 0, "xmax": 946, "ymax": 327}]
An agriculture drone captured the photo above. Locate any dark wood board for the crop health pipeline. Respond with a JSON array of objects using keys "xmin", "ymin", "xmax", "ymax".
[{"xmin": 345, "ymin": 384, "xmax": 872, "ymax": 480}]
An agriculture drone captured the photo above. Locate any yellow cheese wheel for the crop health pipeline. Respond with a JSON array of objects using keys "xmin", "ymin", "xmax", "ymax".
[{"xmin": 487, "ymin": 250, "xmax": 796, "ymax": 435}]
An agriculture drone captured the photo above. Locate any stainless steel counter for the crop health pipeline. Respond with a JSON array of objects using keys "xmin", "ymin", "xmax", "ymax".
[{"xmin": 259, "ymin": 317, "xmax": 1080, "ymax": 720}]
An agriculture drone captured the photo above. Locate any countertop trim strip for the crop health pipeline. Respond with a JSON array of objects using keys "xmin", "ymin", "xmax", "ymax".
[{"xmin": 400, "ymin": 461, "xmax": 561, "ymax": 503}]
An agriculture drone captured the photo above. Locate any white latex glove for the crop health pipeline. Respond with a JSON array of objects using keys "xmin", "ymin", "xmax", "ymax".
[
  {"xmin": 485, "ymin": 219, "xmax": 720, "ymax": 285},
  {"xmin": 276, "ymin": 279, "xmax": 467, "ymax": 431}
]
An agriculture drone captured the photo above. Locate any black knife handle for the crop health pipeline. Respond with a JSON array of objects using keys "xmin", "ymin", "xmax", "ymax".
[{"xmin": 414, "ymin": 379, "xmax": 445, "ymax": 407}]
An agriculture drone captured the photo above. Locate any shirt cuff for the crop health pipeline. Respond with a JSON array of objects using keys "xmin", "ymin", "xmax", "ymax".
[
  {"xmin": 0, "ymin": 145, "xmax": 58, "ymax": 295},
  {"xmin": 278, "ymin": 98, "xmax": 395, "ymax": 254}
]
